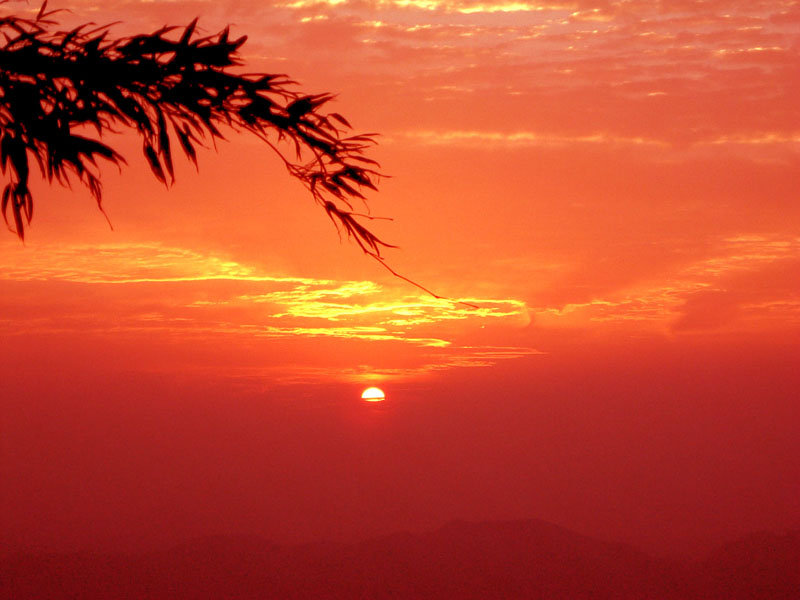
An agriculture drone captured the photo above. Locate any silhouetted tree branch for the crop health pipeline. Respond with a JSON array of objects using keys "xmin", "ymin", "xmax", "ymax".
[{"xmin": 0, "ymin": 1, "xmax": 391, "ymax": 254}]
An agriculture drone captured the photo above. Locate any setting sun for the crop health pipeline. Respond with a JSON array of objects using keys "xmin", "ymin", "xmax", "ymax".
[{"xmin": 361, "ymin": 387, "xmax": 386, "ymax": 402}]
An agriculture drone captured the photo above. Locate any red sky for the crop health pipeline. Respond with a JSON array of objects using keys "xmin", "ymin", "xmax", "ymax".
[{"xmin": 1, "ymin": 0, "xmax": 799, "ymax": 557}]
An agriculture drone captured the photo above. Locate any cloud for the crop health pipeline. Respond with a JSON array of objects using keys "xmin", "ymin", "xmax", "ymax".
[
  {"xmin": 399, "ymin": 129, "xmax": 800, "ymax": 160},
  {"xmin": 671, "ymin": 237, "xmax": 800, "ymax": 332},
  {"xmin": 35, "ymin": 0, "xmax": 798, "ymax": 150},
  {"xmin": 527, "ymin": 234, "xmax": 800, "ymax": 334},
  {"xmin": 226, "ymin": 344, "xmax": 545, "ymax": 385},
  {"xmin": 0, "ymin": 242, "xmax": 316, "ymax": 284},
  {"xmin": 0, "ymin": 242, "xmax": 533, "ymax": 381},
  {"xmin": 403, "ymin": 129, "xmax": 667, "ymax": 147},
  {"xmin": 277, "ymin": 0, "xmax": 571, "ymax": 14}
]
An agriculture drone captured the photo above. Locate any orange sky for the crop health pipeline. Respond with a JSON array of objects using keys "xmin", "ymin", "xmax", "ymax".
[{"xmin": 1, "ymin": 0, "xmax": 799, "ymax": 557}]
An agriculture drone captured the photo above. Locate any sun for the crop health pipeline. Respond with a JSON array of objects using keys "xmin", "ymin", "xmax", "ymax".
[{"xmin": 361, "ymin": 387, "xmax": 386, "ymax": 402}]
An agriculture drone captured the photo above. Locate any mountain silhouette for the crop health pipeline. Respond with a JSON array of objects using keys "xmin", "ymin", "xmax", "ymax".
[
  {"xmin": 2, "ymin": 520, "xmax": 797, "ymax": 599},
  {"xmin": 696, "ymin": 530, "xmax": 800, "ymax": 600}
]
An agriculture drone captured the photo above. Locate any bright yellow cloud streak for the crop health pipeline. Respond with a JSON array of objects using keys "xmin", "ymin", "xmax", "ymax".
[{"xmin": 0, "ymin": 242, "xmax": 529, "ymax": 351}]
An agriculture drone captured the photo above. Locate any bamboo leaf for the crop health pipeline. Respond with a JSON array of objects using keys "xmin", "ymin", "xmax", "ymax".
[
  {"xmin": 143, "ymin": 143, "xmax": 166, "ymax": 183},
  {"xmin": 179, "ymin": 18, "xmax": 197, "ymax": 46},
  {"xmin": 0, "ymin": 9, "xmax": 387, "ymax": 255}
]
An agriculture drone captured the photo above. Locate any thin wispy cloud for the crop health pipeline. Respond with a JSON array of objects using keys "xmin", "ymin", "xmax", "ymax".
[{"xmin": 529, "ymin": 235, "xmax": 800, "ymax": 332}]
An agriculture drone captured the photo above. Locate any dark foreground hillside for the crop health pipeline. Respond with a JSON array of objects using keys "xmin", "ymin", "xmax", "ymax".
[{"xmin": 2, "ymin": 520, "xmax": 798, "ymax": 599}]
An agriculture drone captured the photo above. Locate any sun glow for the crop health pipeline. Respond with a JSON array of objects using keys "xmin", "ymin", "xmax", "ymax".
[{"xmin": 361, "ymin": 387, "xmax": 386, "ymax": 401}]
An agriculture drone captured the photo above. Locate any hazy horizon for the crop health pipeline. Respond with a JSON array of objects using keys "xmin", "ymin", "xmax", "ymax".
[{"xmin": 4, "ymin": 338, "xmax": 798, "ymax": 559}]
